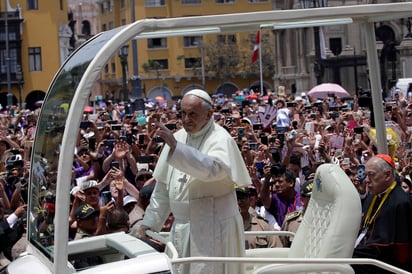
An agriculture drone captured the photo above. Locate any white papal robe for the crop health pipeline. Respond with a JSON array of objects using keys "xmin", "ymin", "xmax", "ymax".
[{"xmin": 141, "ymin": 118, "xmax": 251, "ymax": 274}]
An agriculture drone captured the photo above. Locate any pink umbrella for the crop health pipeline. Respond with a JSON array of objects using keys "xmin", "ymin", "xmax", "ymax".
[
  {"xmin": 307, "ymin": 83, "xmax": 350, "ymax": 99},
  {"xmin": 83, "ymin": 105, "xmax": 94, "ymax": 113}
]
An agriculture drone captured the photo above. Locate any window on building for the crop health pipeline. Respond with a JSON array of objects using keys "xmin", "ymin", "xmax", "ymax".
[
  {"xmin": 183, "ymin": 36, "xmax": 202, "ymax": 47},
  {"xmin": 102, "ymin": 24, "xmax": 107, "ymax": 32},
  {"xmin": 121, "ymin": 19, "xmax": 126, "ymax": 26},
  {"xmin": 217, "ymin": 34, "xmax": 236, "ymax": 45},
  {"xmin": 146, "ymin": 0, "xmax": 166, "ymax": 6},
  {"xmin": 216, "ymin": 0, "xmax": 234, "ymax": 3},
  {"xmin": 182, "ymin": 0, "xmax": 201, "ymax": 5},
  {"xmin": 109, "ymin": 21, "xmax": 114, "ymax": 30},
  {"xmin": 330, "ymin": 37, "xmax": 342, "ymax": 56},
  {"xmin": 111, "ymin": 62, "xmax": 116, "ymax": 74},
  {"xmin": 104, "ymin": 64, "xmax": 109, "ymax": 74},
  {"xmin": 148, "ymin": 38, "xmax": 167, "ymax": 49},
  {"xmin": 101, "ymin": 3, "xmax": 106, "ymax": 13},
  {"xmin": 27, "ymin": 0, "xmax": 38, "ymax": 10},
  {"xmin": 109, "ymin": 0, "xmax": 114, "ymax": 12},
  {"xmin": 82, "ymin": 21, "xmax": 91, "ymax": 36},
  {"xmin": 28, "ymin": 47, "xmax": 42, "ymax": 71},
  {"xmin": 153, "ymin": 59, "xmax": 169, "ymax": 70},
  {"xmin": 120, "ymin": 0, "xmax": 126, "ymax": 8},
  {"xmin": 184, "ymin": 57, "xmax": 201, "ymax": 69}
]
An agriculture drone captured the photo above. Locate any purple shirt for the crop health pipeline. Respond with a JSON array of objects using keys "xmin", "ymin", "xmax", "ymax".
[{"xmin": 268, "ymin": 191, "xmax": 303, "ymax": 225}]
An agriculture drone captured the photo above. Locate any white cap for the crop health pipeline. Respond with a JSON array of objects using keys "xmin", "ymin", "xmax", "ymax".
[
  {"xmin": 123, "ymin": 195, "xmax": 138, "ymax": 206},
  {"xmin": 185, "ymin": 89, "xmax": 212, "ymax": 105},
  {"xmin": 79, "ymin": 180, "xmax": 99, "ymax": 191}
]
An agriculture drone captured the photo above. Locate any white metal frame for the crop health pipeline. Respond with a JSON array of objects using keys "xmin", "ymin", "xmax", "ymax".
[{"xmin": 22, "ymin": 2, "xmax": 412, "ymax": 273}]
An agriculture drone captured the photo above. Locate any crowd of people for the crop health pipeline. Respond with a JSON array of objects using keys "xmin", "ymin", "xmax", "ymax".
[{"xmin": 1, "ymin": 86, "xmax": 412, "ymax": 273}]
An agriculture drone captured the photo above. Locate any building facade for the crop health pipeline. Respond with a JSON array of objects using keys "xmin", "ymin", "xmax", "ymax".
[
  {"xmin": 0, "ymin": 0, "xmax": 71, "ymax": 110},
  {"xmin": 2, "ymin": 0, "xmax": 412, "ymax": 110}
]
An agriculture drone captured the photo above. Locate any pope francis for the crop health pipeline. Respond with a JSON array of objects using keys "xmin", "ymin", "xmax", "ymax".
[{"xmin": 139, "ymin": 89, "xmax": 251, "ymax": 273}]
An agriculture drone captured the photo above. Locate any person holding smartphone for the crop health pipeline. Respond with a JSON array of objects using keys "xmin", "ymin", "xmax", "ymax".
[
  {"xmin": 138, "ymin": 89, "xmax": 251, "ymax": 274},
  {"xmin": 101, "ymin": 141, "xmax": 138, "ymax": 184}
]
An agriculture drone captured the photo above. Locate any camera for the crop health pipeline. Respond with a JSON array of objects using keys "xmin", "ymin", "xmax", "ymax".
[
  {"xmin": 237, "ymin": 127, "xmax": 245, "ymax": 137},
  {"xmin": 154, "ymin": 136, "xmax": 164, "ymax": 143}
]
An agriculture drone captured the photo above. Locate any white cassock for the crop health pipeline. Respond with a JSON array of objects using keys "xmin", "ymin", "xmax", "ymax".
[{"xmin": 142, "ymin": 118, "xmax": 251, "ymax": 274}]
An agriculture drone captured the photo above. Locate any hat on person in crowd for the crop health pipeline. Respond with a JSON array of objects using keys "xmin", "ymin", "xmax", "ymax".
[
  {"xmin": 185, "ymin": 89, "xmax": 212, "ymax": 105},
  {"xmin": 294, "ymin": 96, "xmax": 303, "ymax": 102},
  {"xmin": 123, "ymin": 195, "xmax": 138, "ymax": 207},
  {"xmin": 375, "ymin": 154, "xmax": 395, "ymax": 169},
  {"xmin": 140, "ymin": 183, "xmax": 155, "ymax": 200},
  {"xmin": 79, "ymin": 180, "xmax": 99, "ymax": 191},
  {"xmin": 247, "ymin": 185, "xmax": 258, "ymax": 197},
  {"xmin": 300, "ymin": 179, "xmax": 314, "ymax": 198},
  {"xmin": 235, "ymin": 184, "xmax": 250, "ymax": 199},
  {"xmin": 75, "ymin": 203, "xmax": 98, "ymax": 220},
  {"xmin": 77, "ymin": 146, "xmax": 89, "ymax": 156},
  {"xmin": 241, "ymin": 118, "xmax": 252, "ymax": 126}
]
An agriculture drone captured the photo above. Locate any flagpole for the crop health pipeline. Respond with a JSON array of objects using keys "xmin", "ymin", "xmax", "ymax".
[{"xmin": 259, "ymin": 29, "xmax": 264, "ymax": 96}]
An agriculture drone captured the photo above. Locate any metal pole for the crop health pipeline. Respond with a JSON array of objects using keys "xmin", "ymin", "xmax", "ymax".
[
  {"xmin": 199, "ymin": 42, "xmax": 205, "ymax": 88},
  {"xmin": 4, "ymin": 0, "xmax": 13, "ymax": 110},
  {"xmin": 364, "ymin": 22, "xmax": 387, "ymax": 154},
  {"xmin": 121, "ymin": 58, "xmax": 128, "ymax": 102},
  {"xmin": 130, "ymin": 0, "xmax": 142, "ymax": 98}
]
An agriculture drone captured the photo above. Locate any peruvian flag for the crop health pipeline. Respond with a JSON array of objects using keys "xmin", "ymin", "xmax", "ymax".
[{"xmin": 251, "ymin": 30, "xmax": 260, "ymax": 63}]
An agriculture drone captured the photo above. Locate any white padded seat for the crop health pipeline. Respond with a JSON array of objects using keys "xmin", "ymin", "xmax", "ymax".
[{"xmin": 250, "ymin": 163, "xmax": 362, "ymax": 274}]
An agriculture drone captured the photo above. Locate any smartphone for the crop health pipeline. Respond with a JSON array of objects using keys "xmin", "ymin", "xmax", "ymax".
[
  {"xmin": 154, "ymin": 136, "xmax": 164, "ymax": 143},
  {"xmin": 354, "ymin": 127, "xmax": 364, "ymax": 134},
  {"xmin": 104, "ymin": 139, "xmax": 116, "ymax": 147},
  {"xmin": 260, "ymin": 135, "xmax": 268, "ymax": 145},
  {"xmin": 138, "ymin": 134, "xmax": 145, "ymax": 145},
  {"xmin": 253, "ymin": 123, "xmax": 263, "ymax": 131},
  {"xmin": 165, "ymin": 123, "xmax": 177, "ymax": 130},
  {"xmin": 111, "ymin": 161, "xmax": 120, "ymax": 169},
  {"xmin": 111, "ymin": 124, "xmax": 122, "ymax": 131},
  {"xmin": 138, "ymin": 155, "xmax": 154, "ymax": 163},
  {"xmin": 286, "ymin": 102, "xmax": 296, "ymax": 108},
  {"xmin": 107, "ymin": 120, "xmax": 117, "ymax": 124},
  {"xmin": 101, "ymin": 191, "xmax": 112, "ymax": 205},
  {"xmin": 213, "ymin": 113, "xmax": 221, "ymax": 120},
  {"xmin": 79, "ymin": 121, "xmax": 90, "ymax": 129},
  {"xmin": 268, "ymin": 147, "xmax": 278, "ymax": 154},
  {"xmin": 385, "ymin": 105, "xmax": 393, "ymax": 111},
  {"xmin": 268, "ymin": 136, "xmax": 277, "ymax": 143},
  {"xmin": 248, "ymin": 142, "xmax": 259, "ymax": 150},
  {"xmin": 237, "ymin": 127, "xmax": 245, "ymax": 137},
  {"xmin": 302, "ymin": 136, "xmax": 310, "ymax": 145}
]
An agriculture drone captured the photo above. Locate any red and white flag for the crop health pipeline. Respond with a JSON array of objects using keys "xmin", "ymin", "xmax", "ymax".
[{"xmin": 251, "ymin": 30, "xmax": 260, "ymax": 63}]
